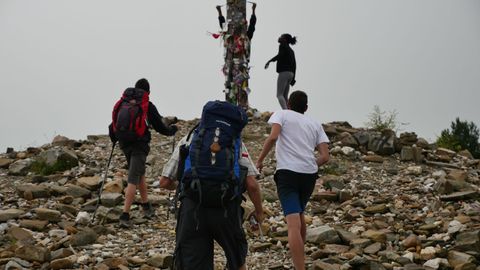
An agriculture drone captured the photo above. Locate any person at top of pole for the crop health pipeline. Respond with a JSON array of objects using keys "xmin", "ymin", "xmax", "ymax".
[{"xmin": 216, "ymin": 2, "xmax": 256, "ymax": 40}]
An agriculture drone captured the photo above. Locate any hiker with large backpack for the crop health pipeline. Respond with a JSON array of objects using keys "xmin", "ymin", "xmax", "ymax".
[
  {"xmin": 159, "ymin": 100, "xmax": 263, "ymax": 270},
  {"xmin": 109, "ymin": 78, "xmax": 178, "ymax": 228}
]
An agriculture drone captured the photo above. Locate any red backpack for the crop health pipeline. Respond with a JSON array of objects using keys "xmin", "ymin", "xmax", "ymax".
[{"xmin": 112, "ymin": 88, "xmax": 149, "ymax": 142}]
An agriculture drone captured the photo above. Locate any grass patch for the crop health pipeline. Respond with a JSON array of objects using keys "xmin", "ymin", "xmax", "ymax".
[
  {"xmin": 30, "ymin": 159, "xmax": 78, "ymax": 175},
  {"xmin": 320, "ymin": 162, "xmax": 347, "ymax": 176}
]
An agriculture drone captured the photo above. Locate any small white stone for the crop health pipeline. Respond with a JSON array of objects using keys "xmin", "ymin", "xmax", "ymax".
[
  {"xmin": 101, "ymin": 251, "xmax": 113, "ymax": 257},
  {"xmin": 75, "ymin": 211, "xmax": 90, "ymax": 225},
  {"xmin": 420, "ymin": 246, "xmax": 436, "ymax": 260},
  {"xmin": 423, "ymin": 258, "xmax": 449, "ymax": 269},
  {"xmin": 447, "ymin": 220, "xmax": 466, "ymax": 234},
  {"xmin": 77, "ymin": 255, "xmax": 90, "ymax": 264},
  {"xmin": 0, "ymin": 223, "xmax": 9, "ymax": 233},
  {"xmin": 432, "ymin": 170, "xmax": 446, "ymax": 178},
  {"xmin": 402, "ymin": 252, "xmax": 414, "ymax": 262},
  {"xmin": 341, "ymin": 146, "xmax": 355, "ymax": 156},
  {"xmin": 49, "ymin": 229, "xmax": 68, "ymax": 239}
]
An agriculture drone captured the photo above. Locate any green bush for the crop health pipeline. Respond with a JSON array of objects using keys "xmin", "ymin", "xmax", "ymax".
[
  {"xmin": 436, "ymin": 118, "xmax": 480, "ymax": 158},
  {"xmin": 365, "ymin": 105, "xmax": 398, "ymax": 131},
  {"xmin": 30, "ymin": 159, "xmax": 77, "ymax": 176}
]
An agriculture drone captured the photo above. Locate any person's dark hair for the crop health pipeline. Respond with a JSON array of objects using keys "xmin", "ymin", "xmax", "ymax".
[
  {"xmin": 135, "ymin": 78, "xmax": 150, "ymax": 92},
  {"xmin": 288, "ymin": 91, "xmax": 308, "ymax": 113},
  {"xmin": 282, "ymin": 33, "xmax": 297, "ymax": 45}
]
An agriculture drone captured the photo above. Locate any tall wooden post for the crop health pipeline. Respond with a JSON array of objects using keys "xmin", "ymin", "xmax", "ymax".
[{"xmin": 223, "ymin": 0, "xmax": 250, "ymax": 108}]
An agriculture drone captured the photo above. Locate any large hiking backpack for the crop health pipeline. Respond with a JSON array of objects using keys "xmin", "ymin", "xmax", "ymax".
[
  {"xmin": 182, "ymin": 101, "xmax": 248, "ymax": 208},
  {"xmin": 112, "ymin": 88, "xmax": 149, "ymax": 143}
]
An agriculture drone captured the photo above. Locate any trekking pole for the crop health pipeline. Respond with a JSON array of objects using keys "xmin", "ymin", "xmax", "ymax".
[
  {"xmin": 167, "ymin": 135, "xmax": 176, "ymax": 220},
  {"xmin": 91, "ymin": 141, "xmax": 116, "ymax": 224},
  {"xmin": 249, "ymin": 215, "xmax": 264, "ymax": 241}
]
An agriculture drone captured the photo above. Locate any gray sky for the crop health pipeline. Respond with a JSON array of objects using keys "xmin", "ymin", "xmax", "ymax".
[{"xmin": 1, "ymin": 0, "xmax": 479, "ymax": 151}]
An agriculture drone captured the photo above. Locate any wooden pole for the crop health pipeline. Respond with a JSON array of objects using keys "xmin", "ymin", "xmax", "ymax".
[{"xmin": 223, "ymin": 0, "xmax": 249, "ymax": 108}]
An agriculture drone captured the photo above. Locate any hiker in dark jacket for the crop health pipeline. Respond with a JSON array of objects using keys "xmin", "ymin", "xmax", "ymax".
[
  {"xmin": 216, "ymin": 2, "xmax": 257, "ymax": 40},
  {"xmin": 109, "ymin": 78, "xmax": 177, "ymax": 228},
  {"xmin": 265, "ymin": 33, "xmax": 297, "ymax": 109}
]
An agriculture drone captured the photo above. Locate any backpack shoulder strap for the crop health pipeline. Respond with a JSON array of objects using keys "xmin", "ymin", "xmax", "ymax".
[
  {"xmin": 186, "ymin": 122, "xmax": 200, "ymax": 141},
  {"xmin": 190, "ymin": 127, "xmax": 205, "ymax": 179}
]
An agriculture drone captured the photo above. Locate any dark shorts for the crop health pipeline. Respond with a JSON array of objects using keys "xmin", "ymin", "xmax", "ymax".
[
  {"xmin": 175, "ymin": 197, "xmax": 247, "ymax": 270},
  {"xmin": 274, "ymin": 169, "xmax": 318, "ymax": 216},
  {"xmin": 120, "ymin": 142, "xmax": 149, "ymax": 185}
]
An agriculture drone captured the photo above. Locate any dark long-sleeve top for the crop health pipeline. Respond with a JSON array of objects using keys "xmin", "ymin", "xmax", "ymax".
[
  {"xmin": 269, "ymin": 43, "xmax": 296, "ymax": 74},
  {"xmin": 109, "ymin": 101, "xmax": 176, "ymax": 146},
  {"xmin": 218, "ymin": 14, "xmax": 256, "ymax": 40},
  {"xmin": 147, "ymin": 102, "xmax": 176, "ymax": 137}
]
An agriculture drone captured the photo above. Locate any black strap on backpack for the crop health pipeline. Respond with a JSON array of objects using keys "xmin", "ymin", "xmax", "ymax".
[
  {"xmin": 171, "ymin": 123, "xmax": 199, "ymax": 219},
  {"xmin": 188, "ymin": 127, "xmax": 205, "ymax": 230}
]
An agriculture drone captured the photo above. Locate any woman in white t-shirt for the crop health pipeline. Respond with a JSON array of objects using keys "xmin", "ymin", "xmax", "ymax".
[{"xmin": 256, "ymin": 90, "xmax": 330, "ymax": 270}]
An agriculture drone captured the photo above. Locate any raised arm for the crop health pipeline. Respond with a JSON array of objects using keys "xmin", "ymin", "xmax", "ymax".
[
  {"xmin": 148, "ymin": 103, "xmax": 177, "ymax": 136},
  {"xmin": 246, "ymin": 3, "xmax": 257, "ymax": 40},
  {"xmin": 265, "ymin": 44, "xmax": 287, "ymax": 69},
  {"xmin": 216, "ymin": 5, "xmax": 226, "ymax": 29}
]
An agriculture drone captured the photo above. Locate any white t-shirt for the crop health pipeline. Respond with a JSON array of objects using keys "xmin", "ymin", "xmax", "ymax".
[{"xmin": 268, "ymin": 110, "xmax": 330, "ymax": 174}]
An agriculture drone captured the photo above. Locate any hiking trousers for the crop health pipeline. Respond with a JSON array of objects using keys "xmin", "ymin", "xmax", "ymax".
[
  {"xmin": 277, "ymin": 71, "xmax": 294, "ymax": 109},
  {"xmin": 174, "ymin": 197, "xmax": 247, "ymax": 270}
]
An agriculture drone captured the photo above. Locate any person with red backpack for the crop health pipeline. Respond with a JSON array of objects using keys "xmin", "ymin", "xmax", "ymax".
[{"xmin": 109, "ymin": 78, "xmax": 178, "ymax": 228}]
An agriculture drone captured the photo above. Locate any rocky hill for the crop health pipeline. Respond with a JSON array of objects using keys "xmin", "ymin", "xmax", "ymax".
[{"xmin": 1, "ymin": 115, "xmax": 479, "ymax": 270}]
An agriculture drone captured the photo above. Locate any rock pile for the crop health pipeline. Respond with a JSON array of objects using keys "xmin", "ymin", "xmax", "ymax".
[{"xmin": 0, "ymin": 117, "xmax": 479, "ymax": 269}]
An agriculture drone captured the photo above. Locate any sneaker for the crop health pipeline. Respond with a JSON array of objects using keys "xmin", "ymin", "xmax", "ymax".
[
  {"xmin": 119, "ymin": 212, "xmax": 132, "ymax": 228},
  {"xmin": 142, "ymin": 202, "xmax": 155, "ymax": 219}
]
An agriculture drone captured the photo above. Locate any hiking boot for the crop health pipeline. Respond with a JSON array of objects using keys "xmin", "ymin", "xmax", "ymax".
[
  {"xmin": 143, "ymin": 202, "xmax": 155, "ymax": 219},
  {"xmin": 119, "ymin": 212, "xmax": 132, "ymax": 228}
]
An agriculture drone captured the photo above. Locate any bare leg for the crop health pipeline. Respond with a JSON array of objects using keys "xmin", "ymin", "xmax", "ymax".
[
  {"xmin": 286, "ymin": 213, "xmax": 305, "ymax": 270},
  {"xmin": 123, "ymin": 183, "xmax": 137, "ymax": 213},
  {"xmin": 300, "ymin": 213, "xmax": 307, "ymax": 243},
  {"xmin": 239, "ymin": 263, "xmax": 247, "ymax": 270},
  {"xmin": 138, "ymin": 175, "xmax": 148, "ymax": 204}
]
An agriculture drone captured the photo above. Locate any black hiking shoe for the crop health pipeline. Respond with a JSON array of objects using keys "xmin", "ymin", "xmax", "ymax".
[
  {"xmin": 119, "ymin": 212, "xmax": 132, "ymax": 228},
  {"xmin": 142, "ymin": 202, "xmax": 155, "ymax": 219}
]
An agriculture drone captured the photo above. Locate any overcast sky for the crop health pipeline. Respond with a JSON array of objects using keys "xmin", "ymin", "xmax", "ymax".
[{"xmin": 1, "ymin": 0, "xmax": 479, "ymax": 151}]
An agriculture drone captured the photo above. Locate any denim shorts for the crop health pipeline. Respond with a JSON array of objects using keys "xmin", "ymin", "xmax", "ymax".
[{"xmin": 274, "ymin": 169, "xmax": 318, "ymax": 216}]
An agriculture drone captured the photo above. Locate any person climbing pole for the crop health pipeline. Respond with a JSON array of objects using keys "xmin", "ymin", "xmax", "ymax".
[
  {"xmin": 215, "ymin": 1, "xmax": 257, "ymax": 108},
  {"xmin": 216, "ymin": 2, "xmax": 256, "ymax": 40}
]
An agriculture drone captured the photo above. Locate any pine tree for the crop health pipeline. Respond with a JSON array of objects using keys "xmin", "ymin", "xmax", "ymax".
[{"xmin": 437, "ymin": 117, "xmax": 480, "ymax": 158}]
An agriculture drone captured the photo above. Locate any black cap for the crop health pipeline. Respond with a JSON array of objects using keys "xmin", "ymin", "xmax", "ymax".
[{"xmin": 135, "ymin": 78, "xmax": 150, "ymax": 92}]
